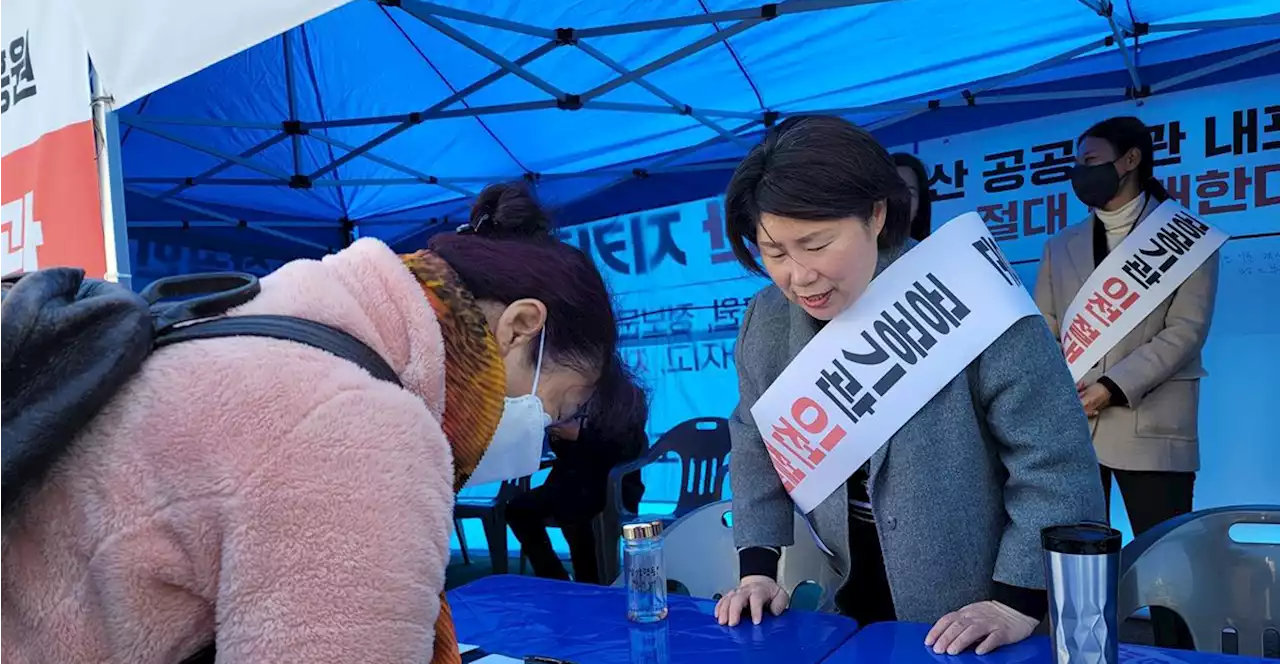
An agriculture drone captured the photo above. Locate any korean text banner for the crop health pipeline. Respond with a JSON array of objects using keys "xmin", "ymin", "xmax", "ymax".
[
  {"xmin": 0, "ymin": 0, "xmax": 103, "ymax": 278},
  {"xmin": 556, "ymin": 196, "xmax": 766, "ymax": 500},
  {"xmin": 749, "ymin": 213, "xmax": 1039, "ymax": 513},
  {"xmin": 895, "ymin": 75, "xmax": 1278, "ymax": 267},
  {"xmin": 890, "ymin": 74, "xmax": 1279, "ymax": 538}
]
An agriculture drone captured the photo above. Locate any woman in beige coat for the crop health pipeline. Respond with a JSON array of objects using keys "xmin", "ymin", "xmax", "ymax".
[{"xmin": 1034, "ymin": 115, "xmax": 1218, "ymax": 649}]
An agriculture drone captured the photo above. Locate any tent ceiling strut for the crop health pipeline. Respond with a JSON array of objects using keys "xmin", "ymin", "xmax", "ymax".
[{"xmin": 132, "ymin": 1, "xmax": 1279, "ymax": 237}]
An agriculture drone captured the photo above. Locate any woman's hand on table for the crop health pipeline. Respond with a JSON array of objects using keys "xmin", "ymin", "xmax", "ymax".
[
  {"xmin": 714, "ymin": 575, "xmax": 791, "ymax": 627},
  {"xmin": 925, "ymin": 600, "xmax": 1038, "ymax": 655}
]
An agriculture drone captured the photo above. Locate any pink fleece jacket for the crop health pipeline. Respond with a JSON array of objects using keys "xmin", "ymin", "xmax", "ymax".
[{"xmin": 2, "ymin": 239, "xmax": 455, "ymax": 664}]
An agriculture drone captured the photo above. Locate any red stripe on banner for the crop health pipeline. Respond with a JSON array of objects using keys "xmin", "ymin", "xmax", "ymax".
[{"xmin": 1, "ymin": 119, "xmax": 104, "ymax": 278}]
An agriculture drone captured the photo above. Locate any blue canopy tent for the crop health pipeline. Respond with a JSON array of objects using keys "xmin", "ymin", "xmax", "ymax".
[
  {"xmin": 88, "ymin": 0, "xmax": 1280, "ymax": 556},
  {"xmin": 111, "ymin": 0, "xmax": 1279, "ymax": 287}
]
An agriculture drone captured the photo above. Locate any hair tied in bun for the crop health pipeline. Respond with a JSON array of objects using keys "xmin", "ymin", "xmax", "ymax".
[{"xmin": 464, "ymin": 183, "xmax": 553, "ymax": 241}]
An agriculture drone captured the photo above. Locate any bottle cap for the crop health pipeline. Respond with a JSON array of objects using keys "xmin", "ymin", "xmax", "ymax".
[{"xmin": 622, "ymin": 521, "xmax": 664, "ymax": 540}]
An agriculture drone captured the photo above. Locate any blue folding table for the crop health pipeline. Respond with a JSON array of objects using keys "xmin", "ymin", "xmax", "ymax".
[
  {"xmin": 447, "ymin": 575, "xmax": 857, "ymax": 663},
  {"xmin": 830, "ymin": 621, "xmax": 1272, "ymax": 663}
]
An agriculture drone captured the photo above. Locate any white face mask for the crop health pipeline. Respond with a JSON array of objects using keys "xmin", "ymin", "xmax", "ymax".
[{"xmin": 463, "ymin": 330, "xmax": 552, "ymax": 488}]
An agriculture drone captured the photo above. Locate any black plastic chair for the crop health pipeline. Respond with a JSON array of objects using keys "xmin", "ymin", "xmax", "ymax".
[
  {"xmin": 453, "ymin": 476, "xmax": 530, "ymax": 575},
  {"xmin": 595, "ymin": 417, "xmax": 732, "ymax": 583}
]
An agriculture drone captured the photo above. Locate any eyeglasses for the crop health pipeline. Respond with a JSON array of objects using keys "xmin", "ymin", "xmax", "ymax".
[{"xmin": 548, "ymin": 411, "xmax": 588, "ymax": 430}]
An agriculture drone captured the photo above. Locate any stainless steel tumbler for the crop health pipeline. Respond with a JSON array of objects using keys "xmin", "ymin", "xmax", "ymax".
[{"xmin": 1042, "ymin": 523, "xmax": 1123, "ymax": 664}]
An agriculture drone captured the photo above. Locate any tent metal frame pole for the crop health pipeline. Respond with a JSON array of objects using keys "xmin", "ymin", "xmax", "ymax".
[
  {"xmin": 580, "ymin": 101, "xmax": 763, "ymax": 120},
  {"xmin": 1096, "ymin": 0, "xmax": 1141, "ymax": 91},
  {"xmin": 112, "ymin": 115, "xmax": 282, "ymax": 130},
  {"xmin": 133, "ymin": 220, "xmax": 342, "ymax": 229},
  {"xmin": 777, "ymin": 34, "xmax": 1106, "ymax": 118},
  {"xmin": 561, "ymin": 118, "xmax": 762, "ymax": 208},
  {"xmin": 795, "ymin": 100, "xmax": 934, "ymax": 116},
  {"xmin": 1148, "ymin": 14, "xmax": 1280, "ymax": 33},
  {"xmin": 130, "ymin": 177, "xmax": 291, "ymax": 186},
  {"xmin": 125, "ymin": 186, "xmax": 334, "ymax": 251},
  {"xmin": 572, "ymin": 0, "xmax": 897, "ymax": 39},
  {"xmin": 815, "ymin": 36, "xmax": 1111, "ymax": 130},
  {"xmin": 1150, "ymin": 40, "xmax": 1280, "ymax": 94},
  {"xmin": 90, "ymin": 67, "xmax": 133, "ymax": 288},
  {"xmin": 305, "ymin": 132, "xmax": 477, "ymax": 197},
  {"xmin": 579, "ymin": 18, "xmax": 764, "ymax": 102},
  {"xmin": 573, "ymin": 39, "xmax": 754, "ymax": 149},
  {"xmin": 400, "ymin": 2, "xmax": 565, "ymax": 99},
  {"xmin": 938, "ymin": 87, "xmax": 1129, "ymax": 105},
  {"xmin": 304, "ymin": 41, "xmax": 557, "ymax": 180},
  {"xmin": 865, "ymin": 108, "xmax": 929, "ymax": 132},
  {"xmin": 282, "ymin": 29, "xmax": 303, "ymax": 176},
  {"xmin": 971, "ymin": 36, "xmax": 1111, "ymax": 95},
  {"xmin": 135, "ymin": 176, "xmax": 476, "ymax": 188},
  {"xmin": 301, "ymin": 113, "xmax": 423, "ymax": 129},
  {"xmin": 122, "ymin": 119, "xmax": 293, "ymax": 181},
  {"xmin": 157, "ymin": 134, "xmax": 289, "ymax": 199},
  {"xmin": 306, "ymin": 100, "xmax": 558, "ymax": 180},
  {"xmin": 388, "ymin": 0, "xmax": 556, "ymax": 38}
]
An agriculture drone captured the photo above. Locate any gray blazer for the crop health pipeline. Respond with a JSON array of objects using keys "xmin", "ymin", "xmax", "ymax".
[
  {"xmin": 729, "ymin": 243, "xmax": 1106, "ymax": 623},
  {"xmin": 1034, "ymin": 205, "xmax": 1219, "ymax": 472}
]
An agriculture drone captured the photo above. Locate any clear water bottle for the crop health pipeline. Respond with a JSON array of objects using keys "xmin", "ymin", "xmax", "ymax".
[{"xmin": 623, "ymin": 520, "xmax": 668, "ymax": 623}]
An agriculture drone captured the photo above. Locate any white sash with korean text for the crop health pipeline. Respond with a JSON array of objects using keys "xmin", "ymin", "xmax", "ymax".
[
  {"xmin": 750, "ymin": 213, "xmax": 1040, "ymax": 514},
  {"xmin": 1060, "ymin": 201, "xmax": 1227, "ymax": 382}
]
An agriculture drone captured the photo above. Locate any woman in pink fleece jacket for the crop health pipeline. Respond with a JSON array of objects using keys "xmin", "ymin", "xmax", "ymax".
[{"xmin": 2, "ymin": 184, "xmax": 622, "ymax": 664}]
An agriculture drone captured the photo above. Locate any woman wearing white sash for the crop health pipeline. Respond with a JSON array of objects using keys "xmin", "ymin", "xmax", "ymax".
[
  {"xmin": 1034, "ymin": 116, "xmax": 1219, "ymax": 649},
  {"xmin": 712, "ymin": 116, "xmax": 1105, "ymax": 656}
]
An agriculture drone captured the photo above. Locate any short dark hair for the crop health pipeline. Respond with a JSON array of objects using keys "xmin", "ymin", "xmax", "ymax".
[
  {"xmin": 430, "ymin": 183, "xmax": 617, "ymax": 374},
  {"xmin": 583, "ymin": 354, "xmax": 649, "ymax": 448},
  {"xmin": 891, "ymin": 152, "xmax": 933, "ymax": 241},
  {"xmin": 724, "ymin": 115, "xmax": 913, "ymax": 276},
  {"xmin": 1079, "ymin": 115, "xmax": 1169, "ymax": 202}
]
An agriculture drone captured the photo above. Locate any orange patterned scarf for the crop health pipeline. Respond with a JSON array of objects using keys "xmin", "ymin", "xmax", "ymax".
[{"xmin": 401, "ymin": 250, "xmax": 506, "ymax": 664}]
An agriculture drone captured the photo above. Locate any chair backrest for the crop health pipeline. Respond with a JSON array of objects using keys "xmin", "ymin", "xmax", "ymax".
[
  {"xmin": 649, "ymin": 500, "xmax": 843, "ymax": 610},
  {"xmin": 778, "ymin": 511, "xmax": 844, "ymax": 612},
  {"xmin": 1118, "ymin": 505, "xmax": 1280, "ymax": 657},
  {"xmin": 650, "ymin": 417, "xmax": 731, "ymax": 518},
  {"xmin": 657, "ymin": 500, "xmax": 739, "ymax": 600}
]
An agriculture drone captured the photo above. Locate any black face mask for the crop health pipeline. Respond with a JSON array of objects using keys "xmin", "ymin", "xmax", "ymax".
[{"xmin": 1070, "ymin": 158, "xmax": 1131, "ymax": 210}]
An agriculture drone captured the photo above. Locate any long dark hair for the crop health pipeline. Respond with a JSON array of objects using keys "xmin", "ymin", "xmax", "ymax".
[
  {"xmin": 723, "ymin": 115, "xmax": 913, "ymax": 276},
  {"xmin": 1079, "ymin": 116, "xmax": 1169, "ymax": 202},
  {"xmin": 429, "ymin": 183, "xmax": 617, "ymax": 375},
  {"xmin": 891, "ymin": 152, "xmax": 932, "ymax": 241}
]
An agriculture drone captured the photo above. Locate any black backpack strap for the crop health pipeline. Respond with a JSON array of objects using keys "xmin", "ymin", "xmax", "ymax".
[
  {"xmin": 141, "ymin": 272, "xmax": 262, "ymax": 333},
  {"xmin": 155, "ymin": 315, "xmax": 402, "ymax": 387}
]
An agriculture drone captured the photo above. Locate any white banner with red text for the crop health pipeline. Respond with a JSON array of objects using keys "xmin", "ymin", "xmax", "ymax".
[
  {"xmin": 1, "ymin": 0, "xmax": 103, "ymax": 279},
  {"xmin": 749, "ymin": 213, "xmax": 1040, "ymax": 513},
  {"xmin": 1061, "ymin": 201, "xmax": 1227, "ymax": 382}
]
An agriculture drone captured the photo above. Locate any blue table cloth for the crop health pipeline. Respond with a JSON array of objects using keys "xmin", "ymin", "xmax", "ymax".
[
  {"xmin": 447, "ymin": 575, "xmax": 857, "ymax": 663},
  {"xmin": 832, "ymin": 622, "xmax": 1271, "ymax": 663}
]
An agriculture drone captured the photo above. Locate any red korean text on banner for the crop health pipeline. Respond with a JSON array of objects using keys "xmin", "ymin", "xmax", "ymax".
[
  {"xmin": 763, "ymin": 396, "xmax": 847, "ymax": 493},
  {"xmin": 2, "ymin": 122, "xmax": 104, "ymax": 277},
  {"xmin": 1, "ymin": 0, "xmax": 104, "ymax": 279}
]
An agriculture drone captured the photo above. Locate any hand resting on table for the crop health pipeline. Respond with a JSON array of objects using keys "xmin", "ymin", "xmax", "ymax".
[{"xmin": 714, "ymin": 575, "xmax": 791, "ymax": 627}]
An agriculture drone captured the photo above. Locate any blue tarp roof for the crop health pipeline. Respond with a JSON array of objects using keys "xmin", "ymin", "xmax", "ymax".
[{"xmin": 118, "ymin": 0, "xmax": 1279, "ymax": 259}]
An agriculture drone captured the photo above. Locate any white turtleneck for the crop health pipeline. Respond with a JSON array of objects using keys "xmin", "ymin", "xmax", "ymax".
[{"xmin": 1095, "ymin": 192, "xmax": 1148, "ymax": 251}]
